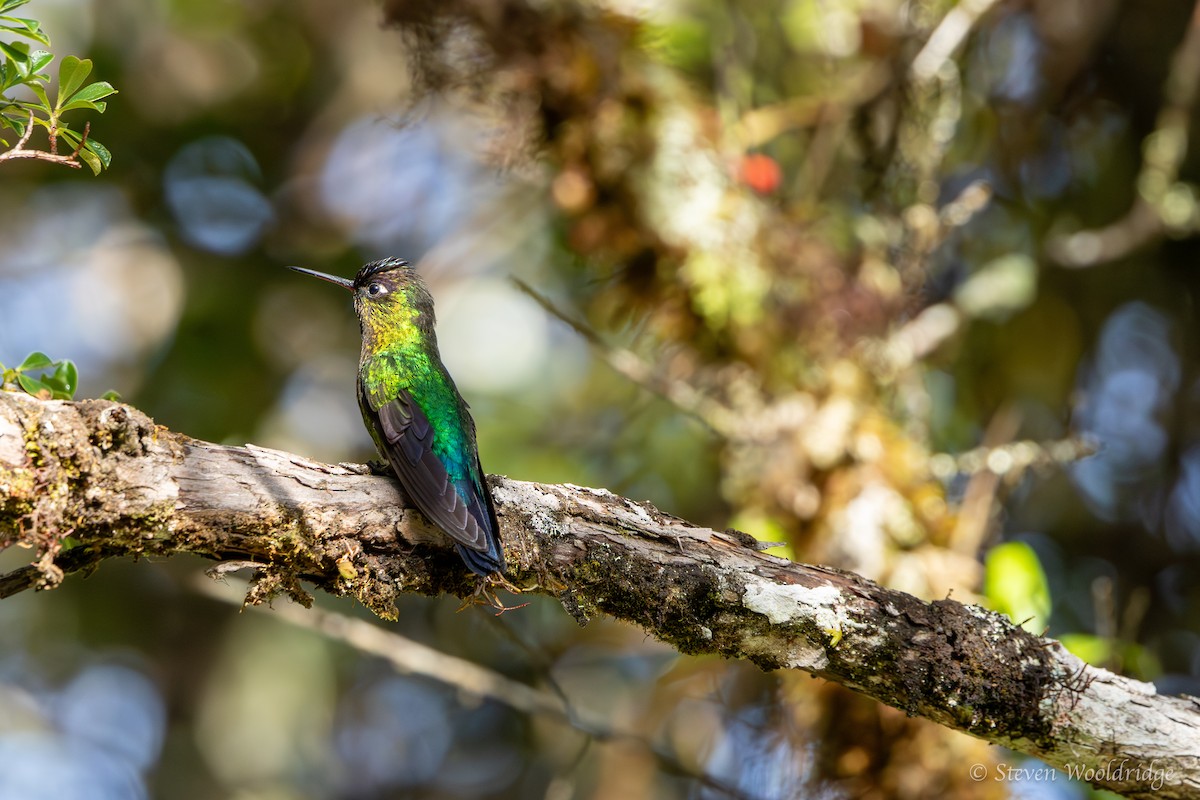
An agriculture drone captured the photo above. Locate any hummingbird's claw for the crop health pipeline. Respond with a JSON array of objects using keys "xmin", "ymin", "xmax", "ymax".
[{"xmin": 457, "ymin": 573, "xmax": 528, "ymax": 615}]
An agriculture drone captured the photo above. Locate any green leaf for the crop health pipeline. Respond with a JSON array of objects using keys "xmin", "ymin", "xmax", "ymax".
[
  {"xmin": 76, "ymin": 144, "xmax": 101, "ymax": 174},
  {"xmin": 63, "ymin": 80, "xmax": 115, "ymax": 106},
  {"xmin": 25, "ymin": 81, "xmax": 49, "ymax": 110},
  {"xmin": 0, "ymin": 39, "xmax": 30, "ymax": 64},
  {"xmin": 58, "ymin": 129, "xmax": 110, "ymax": 173},
  {"xmin": 55, "ymin": 55, "xmax": 91, "ymax": 109},
  {"xmin": 984, "ymin": 541, "xmax": 1051, "ymax": 634},
  {"xmin": 16, "ymin": 372, "xmax": 49, "ymax": 397},
  {"xmin": 18, "ymin": 351, "xmax": 53, "ymax": 371},
  {"xmin": 100, "ymin": 389, "xmax": 122, "ymax": 402},
  {"xmin": 1058, "ymin": 633, "xmax": 1111, "ymax": 667},
  {"xmin": 0, "ymin": 112, "xmax": 25, "ymax": 135},
  {"xmin": 49, "ymin": 360, "xmax": 77, "ymax": 398},
  {"xmin": 26, "ymin": 49, "xmax": 51, "ymax": 74},
  {"xmin": 84, "ymin": 137, "xmax": 111, "ymax": 168},
  {"xmin": 39, "ymin": 372, "xmax": 66, "ymax": 393},
  {"xmin": 0, "ymin": 1, "xmax": 32, "ymax": 16},
  {"xmin": 59, "ymin": 98, "xmax": 106, "ymax": 115},
  {"xmin": 0, "ymin": 17, "xmax": 49, "ymax": 46}
]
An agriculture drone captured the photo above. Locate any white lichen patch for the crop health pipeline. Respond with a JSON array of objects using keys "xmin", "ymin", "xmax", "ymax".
[
  {"xmin": 0, "ymin": 419, "xmax": 24, "ymax": 466},
  {"xmin": 739, "ymin": 630, "xmax": 830, "ymax": 670},
  {"xmin": 491, "ymin": 480, "xmax": 563, "ymax": 511},
  {"xmin": 564, "ymin": 483, "xmax": 614, "ymax": 498},
  {"xmin": 742, "ymin": 580, "xmax": 858, "ymax": 663},
  {"xmin": 493, "ymin": 480, "xmax": 567, "ymax": 537},
  {"xmin": 623, "ymin": 498, "xmax": 655, "ymax": 525}
]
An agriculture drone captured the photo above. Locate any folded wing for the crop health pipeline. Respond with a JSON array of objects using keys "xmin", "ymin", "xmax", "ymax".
[{"xmin": 363, "ymin": 384, "xmax": 497, "ymax": 559}]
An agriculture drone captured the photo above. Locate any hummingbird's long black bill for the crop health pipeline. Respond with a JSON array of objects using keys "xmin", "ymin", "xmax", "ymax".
[{"xmin": 287, "ymin": 265, "xmax": 354, "ymax": 291}]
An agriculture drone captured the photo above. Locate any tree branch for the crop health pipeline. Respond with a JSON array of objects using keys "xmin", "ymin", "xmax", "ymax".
[
  {"xmin": 1, "ymin": 390, "xmax": 1198, "ymax": 798},
  {"xmin": 0, "ymin": 110, "xmax": 85, "ymax": 169}
]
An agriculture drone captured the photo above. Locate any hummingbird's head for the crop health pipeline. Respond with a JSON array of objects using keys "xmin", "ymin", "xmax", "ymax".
[{"xmin": 288, "ymin": 257, "xmax": 436, "ymax": 344}]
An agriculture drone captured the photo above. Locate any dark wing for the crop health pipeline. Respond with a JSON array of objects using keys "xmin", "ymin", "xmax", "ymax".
[{"xmin": 363, "ymin": 384, "xmax": 495, "ymax": 557}]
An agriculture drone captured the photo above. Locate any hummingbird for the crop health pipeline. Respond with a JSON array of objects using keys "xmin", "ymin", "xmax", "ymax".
[{"xmin": 288, "ymin": 258, "xmax": 506, "ymax": 581}]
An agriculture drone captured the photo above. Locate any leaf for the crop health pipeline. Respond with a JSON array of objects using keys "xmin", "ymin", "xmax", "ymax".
[
  {"xmin": 16, "ymin": 372, "xmax": 49, "ymax": 398},
  {"xmin": 100, "ymin": 389, "xmax": 122, "ymax": 402},
  {"xmin": 76, "ymin": 143, "xmax": 101, "ymax": 175},
  {"xmin": 50, "ymin": 360, "xmax": 77, "ymax": 398},
  {"xmin": 26, "ymin": 49, "xmax": 51, "ymax": 74},
  {"xmin": 84, "ymin": 137, "xmax": 111, "ymax": 168},
  {"xmin": 0, "ymin": 16, "xmax": 48, "ymax": 46},
  {"xmin": 25, "ymin": 81, "xmax": 48, "ymax": 110},
  {"xmin": 984, "ymin": 541, "xmax": 1051, "ymax": 634},
  {"xmin": 55, "ymin": 55, "xmax": 91, "ymax": 109},
  {"xmin": 1058, "ymin": 633, "xmax": 1112, "ymax": 668},
  {"xmin": 64, "ymin": 360, "xmax": 78, "ymax": 395},
  {"xmin": 18, "ymin": 351, "xmax": 53, "ymax": 371},
  {"xmin": 0, "ymin": 1, "xmax": 32, "ymax": 16},
  {"xmin": 63, "ymin": 80, "xmax": 115, "ymax": 106},
  {"xmin": 59, "ymin": 98, "xmax": 107, "ymax": 114},
  {"xmin": 0, "ymin": 112, "xmax": 25, "ymax": 135},
  {"xmin": 0, "ymin": 39, "xmax": 30, "ymax": 65}
]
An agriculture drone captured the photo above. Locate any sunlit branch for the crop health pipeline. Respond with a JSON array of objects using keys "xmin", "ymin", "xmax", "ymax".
[
  {"xmin": 0, "ymin": 109, "xmax": 84, "ymax": 169},
  {"xmin": 2, "ymin": 391, "xmax": 1198, "ymax": 799}
]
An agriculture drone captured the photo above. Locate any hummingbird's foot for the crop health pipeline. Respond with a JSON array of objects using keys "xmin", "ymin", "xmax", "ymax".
[
  {"xmin": 366, "ymin": 458, "xmax": 392, "ymax": 476},
  {"xmin": 458, "ymin": 573, "xmax": 528, "ymax": 615}
]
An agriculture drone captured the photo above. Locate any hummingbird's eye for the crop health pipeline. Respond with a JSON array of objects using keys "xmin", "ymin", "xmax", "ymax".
[{"xmin": 366, "ymin": 282, "xmax": 387, "ymax": 297}]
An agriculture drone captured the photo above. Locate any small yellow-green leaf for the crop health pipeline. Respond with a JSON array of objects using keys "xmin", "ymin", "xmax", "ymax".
[
  {"xmin": 63, "ymin": 360, "xmax": 77, "ymax": 395},
  {"xmin": 65, "ymin": 80, "xmax": 115, "ymax": 105},
  {"xmin": 18, "ymin": 350, "xmax": 52, "ymax": 370},
  {"xmin": 984, "ymin": 541, "xmax": 1051, "ymax": 634},
  {"xmin": 26, "ymin": 81, "xmax": 48, "ymax": 109},
  {"xmin": 77, "ymin": 144, "xmax": 101, "ymax": 175},
  {"xmin": 1058, "ymin": 633, "xmax": 1112, "ymax": 667},
  {"xmin": 26, "ymin": 49, "xmax": 50, "ymax": 73},
  {"xmin": 16, "ymin": 372, "xmax": 49, "ymax": 397},
  {"xmin": 55, "ymin": 55, "xmax": 91, "ymax": 109}
]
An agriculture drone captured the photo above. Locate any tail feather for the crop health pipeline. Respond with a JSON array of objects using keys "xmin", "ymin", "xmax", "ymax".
[{"xmin": 456, "ymin": 540, "xmax": 504, "ymax": 577}]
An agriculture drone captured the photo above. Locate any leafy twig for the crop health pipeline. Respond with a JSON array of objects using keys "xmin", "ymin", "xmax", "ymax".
[{"xmin": 0, "ymin": 108, "xmax": 81, "ymax": 168}]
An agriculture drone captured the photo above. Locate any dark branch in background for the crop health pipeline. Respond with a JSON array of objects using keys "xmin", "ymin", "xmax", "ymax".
[
  {"xmin": 511, "ymin": 278, "xmax": 738, "ymax": 436},
  {"xmin": 194, "ymin": 576, "xmax": 759, "ymax": 800},
  {"xmin": 1047, "ymin": 0, "xmax": 1200, "ymax": 267},
  {"xmin": 1, "ymin": 391, "xmax": 1198, "ymax": 799}
]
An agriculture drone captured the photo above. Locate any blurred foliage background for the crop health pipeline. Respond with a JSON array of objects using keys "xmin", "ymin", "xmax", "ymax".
[{"xmin": 3, "ymin": 0, "xmax": 1200, "ymax": 798}]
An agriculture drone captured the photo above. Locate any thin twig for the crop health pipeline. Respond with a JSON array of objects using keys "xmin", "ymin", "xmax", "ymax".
[
  {"xmin": 193, "ymin": 574, "xmax": 764, "ymax": 800},
  {"xmin": 0, "ymin": 109, "xmax": 83, "ymax": 169},
  {"xmin": 911, "ymin": 0, "xmax": 1004, "ymax": 83},
  {"xmin": 512, "ymin": 278, "xmax": 738, "ymax": 436}
]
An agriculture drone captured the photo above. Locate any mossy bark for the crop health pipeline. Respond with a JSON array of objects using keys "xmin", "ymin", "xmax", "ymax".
[{"xmin": 1, "ymin": 391, "xmax": 1198, "ymax": 799}]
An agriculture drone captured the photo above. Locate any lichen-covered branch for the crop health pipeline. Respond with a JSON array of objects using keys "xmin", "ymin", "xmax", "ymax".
[{"xmin": 0, "ymin": 390, "xmax": 1197, "ymax": 798}]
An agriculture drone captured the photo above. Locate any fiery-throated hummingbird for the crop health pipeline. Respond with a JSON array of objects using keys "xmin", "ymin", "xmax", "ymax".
[{"xmin": 288, "ymin": 258, "xmax": 506, "ymax": 579}]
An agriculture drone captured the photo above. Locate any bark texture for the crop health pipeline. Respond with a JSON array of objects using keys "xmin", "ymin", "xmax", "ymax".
[{"xmin": 1, "ymin": 390, "xmax": 1198, "ymax": 799}]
